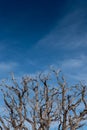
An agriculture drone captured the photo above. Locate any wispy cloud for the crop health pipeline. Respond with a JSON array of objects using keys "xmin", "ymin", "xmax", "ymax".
[
  {"xmin": 61, "ymin": 55, "xmax": 87, "ymax": 83},
  {"xmin": 0, "ymin": 62, "xmax": 19, "ymax": 79},
  {"xmin": 0, "ymin": 62, "xmax": 18, "ymax": 72},
  {"xmin": 36, "ymin": 7, "xmax": 87, "ymax": 50},
  {"xmin": 30, "ymin": 6, "xmax": 87, "ymax": 75}
]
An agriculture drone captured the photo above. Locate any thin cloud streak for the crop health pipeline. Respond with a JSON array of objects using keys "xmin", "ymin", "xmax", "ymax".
[
  {"xmin": 36, "ymin": 7, "xmax": 87, "ymax": 50},
  {"xmin": 61, "ymin": 55, "xmax": 87, "ymax": 83},
  {"xmin": 0, "ymin": 62, "xmax": 18, "ymax": 71}
]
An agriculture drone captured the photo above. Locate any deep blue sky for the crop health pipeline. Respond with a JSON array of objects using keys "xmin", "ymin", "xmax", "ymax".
[{"xmin": 0, "ymin": 0, "xmax": 87, "ymax": 83}]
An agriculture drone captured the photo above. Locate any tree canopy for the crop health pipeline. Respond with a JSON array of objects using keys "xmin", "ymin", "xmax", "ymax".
[{"xmin": 0, "ymin": 69, "xmax": 87, "ymax": 130}]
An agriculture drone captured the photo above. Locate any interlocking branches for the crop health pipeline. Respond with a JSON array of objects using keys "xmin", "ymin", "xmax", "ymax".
[{"xmin": 0, "ymin": 69, "xmax": 87, "ymax": 130}]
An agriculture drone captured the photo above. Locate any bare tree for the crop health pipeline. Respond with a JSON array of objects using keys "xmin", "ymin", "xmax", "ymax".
[
  {"xmin": 25, "ymin": 72, "xmax": 59, "ymax": 130},
  {"xmin": 52, "ymin": 69, "xmax": 87, "ymax": 130},
  {"xmin": 0, "ymin": 69, "xmax": 87, "ymax": 130},
  {"xmin": 0, "ymin": 77, "xmax": 29, "ymax": 130}
]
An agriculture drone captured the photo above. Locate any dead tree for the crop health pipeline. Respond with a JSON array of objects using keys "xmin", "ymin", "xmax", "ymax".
[
  {"xmin": 0, "ymin": 73, "xmax": 58, "ymax": 130},
  {"xmin": 24, "ymin": 72, "xmax": 59, "ymax": 130},
  {"xmin": 0, "ymin": 77, "xmax": 29, "ymax": 130},
  {"xmin": 0, "ymin": 69, "xmax": 87, "ymax": 130},
  {"xmin": 52, "ymin": 69, "xmax": 87, "ymax": 130}
]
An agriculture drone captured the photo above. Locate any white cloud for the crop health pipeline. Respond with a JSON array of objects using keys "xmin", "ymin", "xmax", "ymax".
[
  {"xmin": 61, "ymin": 55, "xmax": 87, "ymax": 83},
  {"xmin": 61, "ymin": 59, "xmax": 83, "ymax": 69},
  {"xmin": 36, "ymin": 8, "xmax": 87, "ymax": 50},
  {"xmin": 0, "ymin": 62, "xmax": 18, "ymax": 72}
]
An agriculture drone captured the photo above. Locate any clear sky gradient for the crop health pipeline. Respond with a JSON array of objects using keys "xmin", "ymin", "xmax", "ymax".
[{"xmin": 0, "ymin": 0, "xmax": 87, "ymax": 83}]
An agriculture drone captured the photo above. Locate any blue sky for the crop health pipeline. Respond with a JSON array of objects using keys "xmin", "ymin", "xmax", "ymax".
[{"xmin": 0, "ymin": 0, "xmax": 87, "ymax": 83}]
